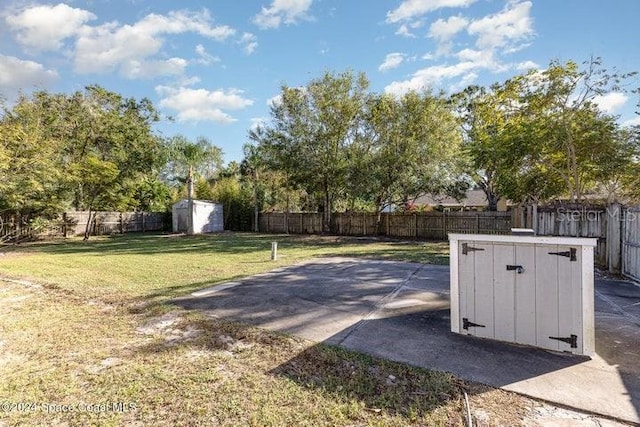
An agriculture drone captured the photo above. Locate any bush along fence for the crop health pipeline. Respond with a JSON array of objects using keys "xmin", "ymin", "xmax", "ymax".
[{"xmin": 0, "ymin": 211, "xmax": 170, "ymax": 242}]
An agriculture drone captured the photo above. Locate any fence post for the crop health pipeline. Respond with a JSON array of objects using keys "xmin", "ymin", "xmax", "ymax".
[
  {"xmin": 475, "ymin": 213, "xmax": 480, "ymax": 233},
  {"xmin": 413, "ymin": 213, "xmax": 417, "ymax": 238},
  {"xmin": 439, "ymin": 212, "xmax": 444, "ymax": 239},
  {"xmin": 285, "ymin": 212, "xmax": 289, "ymax": 234},
  {"xmin": 363, "ymin": 213, "xmax": 367, "ymax": 235},
  {"xmin": 119, "ymin": 212, "xmax": 124, "ymax": 234},
  {"xmin": 385, "ymin": 213, "xmax": 390, "ymax": 236},
  {"xmin": 607, "ymin": 203, "xmax": 622, "ymax": 274}
]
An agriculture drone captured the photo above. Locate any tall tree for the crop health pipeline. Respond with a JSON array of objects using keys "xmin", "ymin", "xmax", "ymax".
[
  {"xmin": 355, "ymin": 90, "xmax": 467, "ymax": 221},
  {"xmin": 251, "ymin": 70, "xmax": 369, "ymax": 232},
  {"xmin": 455, "ymin": 58, "xmax": 637, "ymax": 205},
  {"xmin": 0, "ymin": 93, "xmax": 67, "ymax": 217},
  {"xmin": 0, "ymin": 86, "xmax": 171, "ymax": 238},
  {"xmin": 164, "ymin": 135, "xmax": 223, "ymax": 234}
]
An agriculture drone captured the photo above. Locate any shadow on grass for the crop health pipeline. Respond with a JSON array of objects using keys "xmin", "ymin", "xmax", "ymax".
[
  {"xmin": 130, "ymin": 311, "xmax": 465, "ymax": 424},
  {"xmin": 269, "ymin": 343, "xmax": 463, "ymax": 420},
  {"xmin": 10, "ymin": 232, "xmax": 450, "ymax": 264}
]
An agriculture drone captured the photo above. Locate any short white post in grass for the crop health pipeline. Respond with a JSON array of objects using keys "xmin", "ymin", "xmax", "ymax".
[{"xmin": 271, "ymin": 241, "xmax": 278, "ymax": 261}]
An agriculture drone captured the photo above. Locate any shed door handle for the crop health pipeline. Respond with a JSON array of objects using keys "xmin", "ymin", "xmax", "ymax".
[{"xmin": 506, "ymin": 265, "xmax": 524, "ymax": 274}]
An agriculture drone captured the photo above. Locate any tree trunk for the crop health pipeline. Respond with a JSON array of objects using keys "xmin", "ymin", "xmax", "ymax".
[
  {"xmin": 83, "ymin": 209, "xmax": 93, "ymax": 241},
  {"xmin": 253, "ymin": 172, "xmax": 259, "ymax": 233},
  {"xmin": 486, "ymin": 192, "xmax": 500, "ymax": 211},
  {"xmin": 479, "ymin": 177, "xmax": 500, "ymax": 211},
  {"xmin": 323, "ymin": 181, "xmax": 331, "ymax": 233},
  {"xmin": 375, "ymin": 197, "xmax": 384, "ymax": 234}
]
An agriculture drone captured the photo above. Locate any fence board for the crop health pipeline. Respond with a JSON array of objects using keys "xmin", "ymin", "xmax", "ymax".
[{"xmin": 623, "ymin": 207, "xmax": 640, "ymax": 282}]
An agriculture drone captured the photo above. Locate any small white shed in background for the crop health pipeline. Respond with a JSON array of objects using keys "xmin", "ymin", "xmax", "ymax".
[
  {"xmin": 172, "ymin": 199, "xmax": 224, "ymax": 234},
  {"xmin": 449, "ymin": 233, "xmax": 597, "ymax": 356}
]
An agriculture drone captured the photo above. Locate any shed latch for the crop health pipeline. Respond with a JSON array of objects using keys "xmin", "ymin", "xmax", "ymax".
[
  {"xmin": 462, "ymin": 318, "xmax": 485, "ymax": 330},
  {"xmin": 506, "ymin": 265, "xmax": 524, "ymax": 274},
  {"xmin": 462, "ymin": 243, "xmax": 485, "ymax": 255},
  {"xmin": 549, "ymin": 334, "xmax": 578, "ymax": 348},
  {"xmin": 548, "ymin": 247, "xmax": 577, "ymax": 261}
]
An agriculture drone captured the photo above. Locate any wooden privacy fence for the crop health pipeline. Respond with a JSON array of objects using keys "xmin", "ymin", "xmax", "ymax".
[
  {"xmin": 62, "ymin": 211, "xmax": 169, "ymax": 236},
  {"xmin": 259, "ymin": 204, "xmax": 640, "ymax": 283},
  {"xmin": 258, "ymin": 211, "xmax": 513, "ymax": 240},
  {"xmin": 521, "ymin": 205, "xmax": 609, "ymax": 268},
  {"xmin": 0, "ymin": 211, "xmax": 169, "ymax": 241}
]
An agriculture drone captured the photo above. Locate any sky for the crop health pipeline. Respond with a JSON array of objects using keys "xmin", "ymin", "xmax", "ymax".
[{"xmin": 1, "ymin": 0, "xmax": 639, "ymax": 164}]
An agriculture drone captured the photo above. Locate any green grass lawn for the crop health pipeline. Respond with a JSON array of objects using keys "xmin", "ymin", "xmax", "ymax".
[{"xmin": 0, "ymin": 232, "xmax": 527, "ymax": 426}]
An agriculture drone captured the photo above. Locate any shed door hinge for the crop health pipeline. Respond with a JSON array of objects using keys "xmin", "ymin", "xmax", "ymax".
[
  {"xmin": 462, "ymin": 318, "xmax": 485, "ymax": 330},
  {"xmin": 549, "ymin": 334, "xmax": 578, "ymax": 348},
  {"xmin": 548, "ymin": 247, "xmax": 577, "ymax": 261},
  {"xmin": 462, "ymin": 243, "xmax": 485, "ymax": 255}
]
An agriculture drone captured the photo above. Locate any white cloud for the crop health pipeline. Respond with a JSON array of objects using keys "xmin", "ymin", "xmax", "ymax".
[
  {"xmin": 156, "ymin": 85, "xmax": 253, "ymax": 123},
  {"xmin": 395, "ymin": 20, "xmax": 424, "ymax": 38},
  {"xmin": 5, "ymin": 3, "xmax": 95, "ymax": 51},
  {"xmin": 73, "ymin": 9, "xmax": 235, "ymax": 77},
  {"xmin": 395, "ymin": 24, "xmax": 415, "ymax": 38},
  {"xmin": 467, "ymin": 1, "xmax": 534, "ymax": 51},
  {"xmin": 133, "ymin": 10, "xmax": 235, "ymax": 41},
  {"xmin": 387, "ymin": 1, "xmax": 537, "ymax": 94},
  {"xmin": 623, "ymin": 116, "xmax": 640, "ymax": 127},
  {"xmin": 253, "ymin": 0, "xmax": 313, "ymax": 29},
  {"xmin": 120, "ymin": 58, "xmax": 187, "ymax": 79},
  {"xmin": 593, "ymin": 92, "xmax": 628, "ymax": 114},
  {"xmin": 267, "ymin": 94, "xmax": 283, "ymax": 108},
  {"xmin": 429, "ymin": 15, "xmax": 469, "ymax": 55},
  {"xmin": 386, "ymin": 0, "xmax": 476, "ymax": 24},
  {"xmin": 0, "ymin": 55, "xmax": 58, "ymax": 96},
  {"xmin": 379, "ymin": 53, "xmax": 406, "ymax": 72},
  {"xmin": 429, "ymin": 16, "xmax": 468, "ymax": 41},
  {"xmin": 516, "ymin": 60, "xmax": 538, "ymax": 70},
  {"xmin": 385, "ymin": 61, "xmax": 477, "ymax": 95},
  {"xmin": 195, "ymin": 44, "xmax": 221, "ymax": 65},
  {"xmin": 450, "ymin": 71, "xmax": 478, "ymax": 92},
  {"xmin": 240, "ymin": 33, "xmax": 258, "ymax": 55},
  {"xmin": 250, "ymin": 117, "xmax": 268, "ymax": 130}
]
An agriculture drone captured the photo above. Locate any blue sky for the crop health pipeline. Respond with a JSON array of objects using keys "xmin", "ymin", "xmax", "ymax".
[{"xmin": 1, "ymin": 0, "xmax": 639, "ymax": 163}]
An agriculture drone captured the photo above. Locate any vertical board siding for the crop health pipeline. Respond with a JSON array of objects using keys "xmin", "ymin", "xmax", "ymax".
[
  {"xmin": 0, "ymin": 211, "xmax": 168, "ymax": 240},
  {"xmin": 623, "ymin": 207, "xmax": 640, "ymax": 282},
  {"xmin": 534, "ymin": 207, "xmax": 607, "ymax": 268},
  {"xmin": 64, "ymin": 211, "xmax": 168, "ymax": 236},
  {"xmin": 259, "ymin": 211, "xmax": 513, "ymax": 239}
]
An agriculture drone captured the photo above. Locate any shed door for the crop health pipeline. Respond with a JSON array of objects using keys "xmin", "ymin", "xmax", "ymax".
[
  {"xmin": 535, "ymin": 244, "xmax": 583, "ymax": 352},
  {"xmin": 458, "ymin": 241, "xmax": 583, "ymax": 353},
  {"xmin": 458, "ymin": 240, "xmax": 495, "ymax": 340}
]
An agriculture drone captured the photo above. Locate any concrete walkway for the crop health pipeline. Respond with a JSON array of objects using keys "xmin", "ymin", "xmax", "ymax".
[{"xmin": 174, "ymin": 257, "xmax": 640, "ymax": 425}]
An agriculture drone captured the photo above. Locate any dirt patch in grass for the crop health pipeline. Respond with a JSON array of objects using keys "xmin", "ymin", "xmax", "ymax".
[{"xmin": 0, "ymin": 277, "xmax": 542, "ymax": 426}]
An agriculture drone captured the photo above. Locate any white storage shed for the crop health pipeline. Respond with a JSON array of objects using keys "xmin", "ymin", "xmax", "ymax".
[
  {"xmin": 172, "ymin": 199, "xmax": 224, "ymax": 234},
  {"xmin": 449, "ymin": 233, "xmax": 597, "ymax": 356}
]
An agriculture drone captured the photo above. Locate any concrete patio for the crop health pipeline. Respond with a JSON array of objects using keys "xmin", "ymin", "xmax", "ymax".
[{"xmin": 174, "ymin": 257, "xmax": 640, "ymax": 425}]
